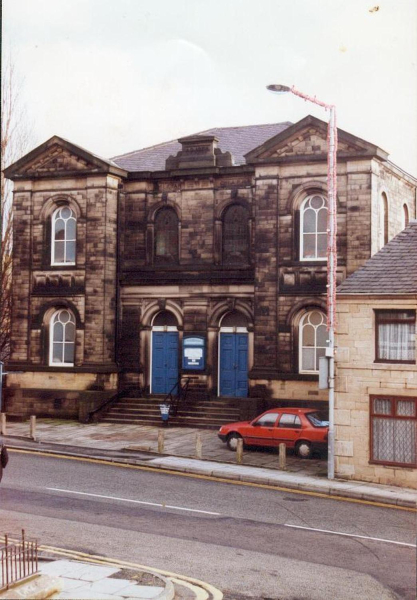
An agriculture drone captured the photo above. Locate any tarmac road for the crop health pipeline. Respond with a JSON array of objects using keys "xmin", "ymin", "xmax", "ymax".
[{"xmin": 1, "ymin": 451, "xmax": 416, "ymax": 600}]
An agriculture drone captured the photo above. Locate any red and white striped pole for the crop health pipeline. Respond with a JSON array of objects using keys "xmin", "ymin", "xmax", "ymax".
[{"xmin": 267, "ymin": 84, "xmax": 338, "ymax": 479}]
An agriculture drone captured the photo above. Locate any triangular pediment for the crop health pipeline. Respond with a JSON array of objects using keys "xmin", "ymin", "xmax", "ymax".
[
  {"xmin": 4, "ymin": 136, "xmax": 127, "ymax": 180},
  {"xmin": 245, "ymin": 115, "xmax": 388, "ymax": 164}
]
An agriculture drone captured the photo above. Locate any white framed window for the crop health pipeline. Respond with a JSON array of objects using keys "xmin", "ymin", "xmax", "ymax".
[
  {"xmin": 300, "ymin": 195, "xmax": 328, "ymax": 260},
  {"xmin": 51, "ymin": 206, "xmax": 76, "ymax": 265},
  {"xmin": 299, "ymin": 310, "xmax": 327, "ymax": 373},
  {"xmin": 49, "ymin": 309, "xmax": 76, "ymax": 366}
]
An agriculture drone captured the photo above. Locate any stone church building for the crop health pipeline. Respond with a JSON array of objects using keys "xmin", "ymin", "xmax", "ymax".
[{"xmin": 4, "ymin": 115, "xmax": 417, "ymax": 423}]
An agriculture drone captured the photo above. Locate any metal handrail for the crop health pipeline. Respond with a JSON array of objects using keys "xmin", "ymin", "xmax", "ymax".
[
  {"xmin": 163, "ymin": 377, "xmax": 190, "ymax": 417},
  {"xmin": 86, "ymin": 389, "xmax": 127, "ymax": 423}
]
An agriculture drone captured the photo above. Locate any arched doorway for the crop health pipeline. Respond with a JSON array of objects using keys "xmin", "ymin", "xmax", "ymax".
[
  {"xmin": 219, "ymin": 310, "xmax": 249, "ymax": 397},
  {"xmin": 151, "ymin": 311, "xmax": 179, "ymax": 394}
]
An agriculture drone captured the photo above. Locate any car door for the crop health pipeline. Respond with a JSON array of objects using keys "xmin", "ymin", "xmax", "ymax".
[
  {"xmin": 272, "ymin": 413, "xmax": 303, "ymax": 448},
  {"xmin": 243, "ymin": 412, "xmax": 280, "ymax": 447}
]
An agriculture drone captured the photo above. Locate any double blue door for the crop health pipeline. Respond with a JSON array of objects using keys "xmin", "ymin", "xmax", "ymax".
[
  {"xmin": 219, "ymin": 333, "xmax": 248, "ymax": 397},
  {"xmin": 152, "ymin": 332, "xmax": 179, "ymax": 394}
]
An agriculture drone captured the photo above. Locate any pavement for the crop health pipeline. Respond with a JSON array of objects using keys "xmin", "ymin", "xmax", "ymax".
[
  {"xmin": 38, "ymin": 559, "xmax": 174, "ymax": 600},
  {"xmin": 2, "ymin": 418, "xmax": 417, "ymax": 508}
]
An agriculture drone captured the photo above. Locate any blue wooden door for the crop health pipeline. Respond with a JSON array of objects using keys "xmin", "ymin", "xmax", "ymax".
[
  {"xmin": 152, "ymin": 331, "xmax": 179, "ymax": 394},
  {"xmin": 219, "ymin": 333, "xmax": 248, "ymax": 397}
]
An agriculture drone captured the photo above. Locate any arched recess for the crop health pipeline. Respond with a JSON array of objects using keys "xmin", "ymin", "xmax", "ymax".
[
  {"xmin": 402, "ymin": 203, "xmax": 409, "ymax": 230},
  {"xmin": 380, "ymin": 192, "xmax": 389, "ymax": 248},
  {"xmin": 214, "ymin": 199, "xmax": 253, "ymax": 265},
  {"xmin": 208, "ymin": 300, "xmax": 254, "ymax": 329},
  {"xmin": 141, "ymin": 300, "xmax": 183, "ymax": 328},
  {"xmin": 146, "ymin": 200, "xmax": 181, "ymax": 265}
]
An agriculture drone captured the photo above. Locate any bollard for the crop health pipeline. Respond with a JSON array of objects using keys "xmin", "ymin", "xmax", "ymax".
[
  {"xmin": 30, "ymin": 415, "xmax": 37, "ymax": 441},
  {"xmin": 158, "ymin": 429, "xmax": 164, "ymax": 454},
  {"xmin": 279, "ymin": 443, "xmax": 286, "ymax": 470},
  {"xmin": 0, "ymin": 413, "xmax": 6, "ymax": 436},
  {"xmin": 236, "ymin": 437, "xmax": 243, "ymax": 464},
  {"xmin": 195, "ymin": 432, "xmax": 202, "ymax": 459}
]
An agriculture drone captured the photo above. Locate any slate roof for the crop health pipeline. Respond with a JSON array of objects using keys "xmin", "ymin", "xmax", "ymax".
[
  {"xmin": 111, "ymin": 122, "xmax": 292, "ymax": 172},
  {"xmin": 337, "ymin": 220, "xmax": 417, "ymax": 295}
]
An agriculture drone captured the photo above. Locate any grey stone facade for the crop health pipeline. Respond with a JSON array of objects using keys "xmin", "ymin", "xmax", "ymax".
[{"xmin": 4, "ymin": 116, "xmax": 417, "ymax": 420}]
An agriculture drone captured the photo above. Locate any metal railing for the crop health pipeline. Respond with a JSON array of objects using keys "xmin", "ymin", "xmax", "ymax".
[
  {"xmin": 1, "ymin": 530, "xmax": 38, "ymax": 591},
  {"xmin": 163, "ymin": 377, "xmax": 190, "ymax": 417}
]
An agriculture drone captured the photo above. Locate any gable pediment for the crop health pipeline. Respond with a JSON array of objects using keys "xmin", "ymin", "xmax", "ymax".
[
  {"xmin": 245, "ymin": 115, "xmax": 388, "ymax": 164},
  {"xmin": 4, "ymin": 136, "xmax": 127, "ymax": 180},
  {"xmin": 22, "ymin": 144, "xmax": 96, "ymax": 175}
]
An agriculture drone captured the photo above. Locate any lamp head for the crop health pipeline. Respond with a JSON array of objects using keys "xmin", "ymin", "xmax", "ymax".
[{"xmin": 266, "ymin": 84, "xmax": 291, "ymax": 94}]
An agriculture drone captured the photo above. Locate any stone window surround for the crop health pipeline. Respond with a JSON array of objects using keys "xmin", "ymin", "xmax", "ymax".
[
  {"xmin": 369, "ymin": 394, "xmax": 417, "ymax": 468},
  {"xmin": 374, "ymin": 309, "xmax": 416, "ymax": 365}
]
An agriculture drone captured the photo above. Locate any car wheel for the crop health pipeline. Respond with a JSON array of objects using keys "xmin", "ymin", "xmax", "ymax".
[
  {"xmin": 296, "ymin": 440, "xmax": 312, "ymax": 459},
  {"xmin": 227, "ymin": 433, "xmax": 242, "ymax": 451}
]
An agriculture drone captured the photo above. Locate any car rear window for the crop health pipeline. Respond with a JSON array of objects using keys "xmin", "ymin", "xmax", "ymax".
[{"xmin": 306, "ymin": 412, "xmax": 329, "ymax": 427}]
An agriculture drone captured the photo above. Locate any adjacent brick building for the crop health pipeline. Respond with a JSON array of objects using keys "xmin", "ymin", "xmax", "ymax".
[
  {"xmin": 335, "ymin": 222, "xmax": 417, "ymax": 489},
  {"xmin": 4, "ymin": 115, "xmax": 417, "ymax": 423}
]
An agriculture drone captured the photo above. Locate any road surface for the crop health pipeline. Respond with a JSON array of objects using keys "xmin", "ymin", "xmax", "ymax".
[{"xmin": 1, "ymin": 451, "xmax": 415, "ymax": 599}]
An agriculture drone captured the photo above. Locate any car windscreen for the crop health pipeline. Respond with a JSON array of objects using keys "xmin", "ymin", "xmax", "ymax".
[{"xmin": 306, "ymin": 412, "xmax": 329, "ymax": 427}]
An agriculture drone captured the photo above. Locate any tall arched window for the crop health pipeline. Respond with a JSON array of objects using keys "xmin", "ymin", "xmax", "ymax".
[
  {"xmin": 299, "ymin": 310, "xmax": 327, "ymax": 373},
  {"xmin": 51, "ymin": 206, "xmax": 76, "ymax": 265},
  {"xmin": 300, "ymin": 195, "xmax": 327, "ymax": 260},
  {"xmin": 223, "ymin": 204, "xmax": 250, "ymax": 264},
  {"xmin": 154, "ymin": 208, "xmax": 179, "ymax": 263},
  {"xmin": 49, "ymin": 309, "xmax": 76, "ymax": 366},
  {"xmin": 379, "ymin": 193, "xmax": 389, "ymax": 248},
  {"xmin": 402, "ymin": 204, "xmax": 409, "ymax": 230}
]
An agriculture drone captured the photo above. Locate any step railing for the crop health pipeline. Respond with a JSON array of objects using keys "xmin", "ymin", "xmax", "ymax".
[
  {"xmin": 163, "ymin": 377, "xmax": 190, "ymax": 417},
  {"xmin": 1, "ymin": 531, "xmax": 38, "ymax": 591}
]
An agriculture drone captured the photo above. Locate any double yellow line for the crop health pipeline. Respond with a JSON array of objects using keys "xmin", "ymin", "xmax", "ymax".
[{"xmin": 9, "ymin": 447, "xmax": 417, "ymax": 512}]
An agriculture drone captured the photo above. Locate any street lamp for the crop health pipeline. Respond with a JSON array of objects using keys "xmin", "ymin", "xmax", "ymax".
[{"xmin": 267, "ymin": 83, "xmax": 338, "ymax": 480}]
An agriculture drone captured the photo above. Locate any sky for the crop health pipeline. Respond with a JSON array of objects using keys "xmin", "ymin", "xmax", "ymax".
[{"xmin": 3, "ymin": 0, "xmax": 417, "ymax": 176}]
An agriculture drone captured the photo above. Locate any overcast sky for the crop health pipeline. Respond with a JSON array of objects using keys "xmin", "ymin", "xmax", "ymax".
[{"xmin": 3, "ymin": 0, "xmax": 417, "ymax": 175}]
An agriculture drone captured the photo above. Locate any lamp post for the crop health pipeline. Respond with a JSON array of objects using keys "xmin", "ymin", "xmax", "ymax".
[{"xmin": 267, "ymin": 84, "xmax": 338, "ymax": 480}]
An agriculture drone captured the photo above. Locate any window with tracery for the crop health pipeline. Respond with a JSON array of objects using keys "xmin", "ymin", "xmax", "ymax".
[
  {"xmin": 49, "ymin": 309, "xmax": 76, "ymax": 366},
  {"xmin": 300, "ymin": 195, "xmax": 328, "ymax": 260},
  {"xmin": 223, "ymin": 204, "xmax": 250, "ymax": 264},
  {"xmin": 154, "ymin": 208, "xmax": 179, "ymax": 263},
  {"xmin": 299, "ymin": 310, "xmax": 327, "ymax": 373},
  {"xmin": 51, "ymin": 206, "xmax": 76, "ymax": 265}
]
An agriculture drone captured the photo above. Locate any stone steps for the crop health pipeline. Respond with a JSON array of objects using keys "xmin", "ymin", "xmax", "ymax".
[{"xmin": 100, "ymin": 395, "xmax": 242, "ymax": 429}]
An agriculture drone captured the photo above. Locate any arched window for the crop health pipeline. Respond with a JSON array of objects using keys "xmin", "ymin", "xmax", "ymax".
[
  {"xmin": 300, "ymin": 195, "xmax": 327, "ymax": 260},
  {"xmin": 402, "ymin": 204, "xmax": 409, "ymax": 230},
  {"xmin": 154, "ymin": 208, "xmax": 179, "ymax": 263},
  {"xmin": 223, "ymin": 204, "xmax": 250, "ymax": 264},
  {"xmin": 51, "ymin": 206, "xmax": 76, "ymax": 265},
  {"xmin": 49, "ymin": 309, "xmax": 76, "ymax": 366},
  {"xmin": 299, "ymin": 310, "xmax": 327, "ymax": 373},
  {"xmin": 379, "ymin": 193, "xmax": 389, "ymax": 248}
]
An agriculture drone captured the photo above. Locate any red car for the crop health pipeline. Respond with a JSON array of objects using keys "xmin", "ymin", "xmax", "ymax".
[{"xmin": 218, "ymin": 408, "xmax": 329, "ymax": 458}]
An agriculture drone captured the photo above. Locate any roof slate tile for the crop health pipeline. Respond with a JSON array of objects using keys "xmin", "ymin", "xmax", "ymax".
[
  {"xmin": 337, "ymin": 221, "xmax": 417, "ymax": 295},
  {"xmin": 111, "ymin": 123, "xmax": 292, "ymax": 172}
]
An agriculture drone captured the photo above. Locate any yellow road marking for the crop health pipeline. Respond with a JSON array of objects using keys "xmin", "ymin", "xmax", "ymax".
[{"xmin": 9, "ymin": 447, "xmax": 417, "ymax": 513}]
